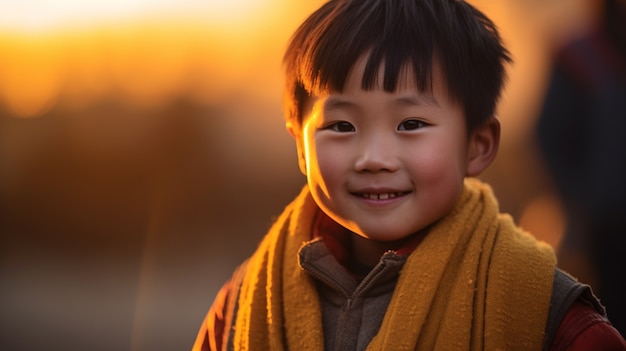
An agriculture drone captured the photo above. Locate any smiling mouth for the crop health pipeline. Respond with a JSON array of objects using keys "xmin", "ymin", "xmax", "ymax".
[{"xmin": 356, "ymin": 192, "xmax": 408, "ymax": 200}]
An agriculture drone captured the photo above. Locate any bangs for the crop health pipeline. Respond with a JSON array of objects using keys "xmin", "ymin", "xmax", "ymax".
[{"xmin": 286, "ymin": 0, "xmax": 436, "ymax": 95}]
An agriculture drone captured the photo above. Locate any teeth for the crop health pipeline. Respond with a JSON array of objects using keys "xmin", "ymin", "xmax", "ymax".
[{"xmin": 362, "ymin": 193, "xmax": 399, "ymax": 200}]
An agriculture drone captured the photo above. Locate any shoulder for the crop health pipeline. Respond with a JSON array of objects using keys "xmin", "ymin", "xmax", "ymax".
[
  {"xmin": 547, "ymin": 269, "xmax": 626, "ymax": 351},
  {"xmin": 192, "ymin": 279, "xmax": 234, "ymax": 351},
  {"xmin": 550, "ymin": 300, "xmax": 626, "ymax": 351},
  {"xmin": 192, "ymin": 261, "xmax": 250, "ymax": 351}
]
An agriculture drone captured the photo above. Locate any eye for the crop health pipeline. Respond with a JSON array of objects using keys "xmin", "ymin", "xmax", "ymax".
[
  {"xmin": 326, "ymin": 121, "xmax": 355, "ymax": 132},
  {"xmin": 398, "ymin": 119, "xmax": 427, "ymax": 131}
]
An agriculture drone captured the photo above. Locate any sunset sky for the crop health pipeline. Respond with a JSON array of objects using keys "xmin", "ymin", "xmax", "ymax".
[
  {"xmin": 0, "ymin": 0, "xmax": 328, "ymax": 118},
  {"xmin": 0, "ymin": 0, "xmax": 595, "ymax": 118},
  {"xmin": 0, "ymin": 0, "xmax": 273, "ymax": 31}
]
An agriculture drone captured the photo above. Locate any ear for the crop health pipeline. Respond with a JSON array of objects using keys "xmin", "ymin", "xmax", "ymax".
[
  {"xmin": 466, "ymin": 117, "xmax": 500, "ymax": 177},
  {"xmin": 286, "ymin": 121, "xmax": 307, "ymax": 175}
]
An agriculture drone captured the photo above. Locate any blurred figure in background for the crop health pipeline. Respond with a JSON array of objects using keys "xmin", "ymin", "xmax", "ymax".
[{"xmin": 536, "ymin": 0, "xmax": 626, "ymax": 336}]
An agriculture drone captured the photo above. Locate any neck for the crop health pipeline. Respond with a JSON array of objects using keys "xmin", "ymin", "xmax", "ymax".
[{"xmin": 350, "ymin": 230, "xmax": 427, "ymax": 267}]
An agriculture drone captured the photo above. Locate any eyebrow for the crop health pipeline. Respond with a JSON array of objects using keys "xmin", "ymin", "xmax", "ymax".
[
  {"xmin": 394, "ymin": 93, "xmax": 440, "ymax": 107},
  {"xmin": 323, "ymin": 97, "xmax": 356, "ymax": 111}
]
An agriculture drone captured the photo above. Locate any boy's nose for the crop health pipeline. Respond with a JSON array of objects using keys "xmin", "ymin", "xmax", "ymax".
[{"xmin": 353, "ymin": 134, "xmax": 400, "ymax": 173}]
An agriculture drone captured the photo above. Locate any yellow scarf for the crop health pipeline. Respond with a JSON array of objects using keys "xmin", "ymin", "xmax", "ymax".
[{"xmin": 231, "ymin": 178, "xmax": 556, "ymax": 350}]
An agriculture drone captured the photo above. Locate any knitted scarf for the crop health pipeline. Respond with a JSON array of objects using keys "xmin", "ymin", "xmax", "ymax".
[{"xmin": 229, "ymin": 178, "xmax": 556, "ymax": 350}]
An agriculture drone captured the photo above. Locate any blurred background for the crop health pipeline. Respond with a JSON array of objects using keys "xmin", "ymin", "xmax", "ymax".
[{"xmin": 0, "ymin": 0, "xmax": 622, "ymax": 350}]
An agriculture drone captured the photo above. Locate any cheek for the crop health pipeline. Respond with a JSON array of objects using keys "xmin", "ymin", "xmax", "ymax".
[
  {"xmin": 408, "ymin": 144, "xmax": 467, "ymax": 182},
  {"xmin": 303, "ymin": 131, "xmax": 346, "ymax": 191},
  {"xmin": 306, "ymin": 140, "xmax": 348, "ymax": 216},
  {"xmin": 312, "ymin": 141, "xmax": 346, "ymax": 186},
  {"xmin": 410, "ymin": 143, "xmax": 467, "ymax": 208}
]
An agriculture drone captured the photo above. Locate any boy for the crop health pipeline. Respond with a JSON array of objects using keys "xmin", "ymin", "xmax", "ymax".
[{"xmin": 193, "ymin": 0, "xmax": 626, "ymax": 350}]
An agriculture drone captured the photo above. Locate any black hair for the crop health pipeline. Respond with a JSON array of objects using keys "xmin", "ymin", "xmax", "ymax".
[{"xmin": 283, "ymin": 0, "xmax": 512, "ymax": 132}]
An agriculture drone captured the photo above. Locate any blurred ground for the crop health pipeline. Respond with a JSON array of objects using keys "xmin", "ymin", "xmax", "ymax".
[{"xmin": 0, "ymin": 1, "xmax": 604, "ymax": 350}]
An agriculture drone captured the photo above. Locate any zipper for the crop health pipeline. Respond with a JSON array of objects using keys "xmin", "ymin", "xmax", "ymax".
[
  {"xmin": 300, "ymin": 259, "xmax": 352, "ymax": 300},
  {"xmin": 352, "ymin": 250, "xmax": 400, "ymax": 296}
]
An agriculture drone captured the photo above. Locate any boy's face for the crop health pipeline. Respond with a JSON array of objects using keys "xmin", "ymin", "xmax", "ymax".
[{"xmin": 290, "ymin": 58, "xmax": 498, "ymax": 243}]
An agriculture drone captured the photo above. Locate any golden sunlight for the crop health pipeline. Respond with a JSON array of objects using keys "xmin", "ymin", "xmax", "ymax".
[
  {"xmin": 0, "ymin": 0, "xmax": 325, "ymax": 118},
  {"xmin": 0, "ymin": 0, "xmax": 273, "ymax": 32}
]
